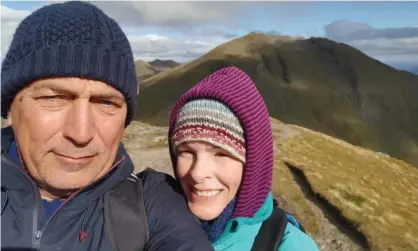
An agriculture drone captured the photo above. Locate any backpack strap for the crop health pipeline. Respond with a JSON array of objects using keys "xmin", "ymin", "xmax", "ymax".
[
  {"xmin": 104, "ymin": 174, "xmax": 149, "ymax": 251},
  {"xmin": 251, "ymin": 200, "xmax": 306, "ymax": 251},
  {"xmin": 286, "ymin": 213, "xmax": 306, "ymax": 233},
  {"xmin": 250, "ymin": 207, "xmax": 288, "ymax": 251},
  {"xmin": 273, "ymin": 198, "xmax": 305, "ymax": 233}
]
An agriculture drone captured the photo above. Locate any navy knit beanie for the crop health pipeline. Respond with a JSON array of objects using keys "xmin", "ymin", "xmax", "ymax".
[{"xmin": 1, "ymin": 1, "xmax": 137, "ymax": 126}]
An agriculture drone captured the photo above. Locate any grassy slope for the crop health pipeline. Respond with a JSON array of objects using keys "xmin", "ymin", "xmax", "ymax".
[
  {"xmin": 124, "ymin": 119, "xmax": 418, "ymax": 251},
  {"xmin": 134, "ymin": 32, "xmax": 418, "ymax": 167},
  {"xmin": 272, "ymin": 118, "xmax": 418, "ymax": 251},
  {"xmin": 134, "ymin": 59, "xmax": 160, "ymax": 82},
  {"xmin": 135, "ymin": 59, "xmax": 183, "ymax": 89}
]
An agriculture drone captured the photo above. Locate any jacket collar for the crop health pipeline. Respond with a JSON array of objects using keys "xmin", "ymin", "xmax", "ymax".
[
  {"xmin": 214, "ymin": 192, "xmax": 273, "ymax": 247},
  {"xmin": 1, "ymin": 126, "xmax": 14, "ymax": 154}
]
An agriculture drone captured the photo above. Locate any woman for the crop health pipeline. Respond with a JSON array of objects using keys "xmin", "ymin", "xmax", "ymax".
[{"xmin": 167, "ymin": 66, "xmax": 319, "ymax": 250}]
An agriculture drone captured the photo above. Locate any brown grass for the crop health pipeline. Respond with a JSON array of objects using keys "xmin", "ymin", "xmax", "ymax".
[
  {"xmin": 123, "ymin": 119, "xmax": 418, "ymax": 251},
  {"xmin": 271, "ymin": 160, "xmax": 320, "ymax": 235},
  {"xmin": 272, "ymin": 117, "xmax": 418, "ymax": 251}
]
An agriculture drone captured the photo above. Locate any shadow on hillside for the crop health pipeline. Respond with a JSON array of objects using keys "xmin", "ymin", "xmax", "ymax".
[{"xmin": 285, "ymin": 162, "xmax": 370, "ymax": 250}]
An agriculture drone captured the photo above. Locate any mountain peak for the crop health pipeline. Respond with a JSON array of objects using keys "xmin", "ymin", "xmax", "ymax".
[
  {"xmin": 135, "ymin": 33, "xmax": 418, "ymax": 168},
  {"xmin": 149, "ymin": 59, "xmax": 180, "ymax": 68}
]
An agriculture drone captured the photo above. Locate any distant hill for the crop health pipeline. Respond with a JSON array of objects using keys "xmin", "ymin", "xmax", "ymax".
[
  {"xmin": 135, "ymin": 32, "xmax": 418, "ymax": 167},
  {"xmin": 134, "ymin": 60, "xmax": 159, "ymax": 83},
  {"xmin": 149, "ymin": 59, "xmax": 180, "ymax": 71},
  {"xmin": 135, "ymin": 59, "xmax": 181, "ymax": 88}
]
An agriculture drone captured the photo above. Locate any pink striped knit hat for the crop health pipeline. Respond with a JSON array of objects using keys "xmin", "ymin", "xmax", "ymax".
[
  {"xmin": 168, "ymin": 66, "xmax": 274, "ymax": 218},
  {"xmin": 171, "ymin": 99, "xmax": 246, "ymax": 163}
]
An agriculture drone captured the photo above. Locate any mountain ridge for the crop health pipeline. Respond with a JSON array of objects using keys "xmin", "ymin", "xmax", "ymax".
[
  {"xmin": 134, "ymin": 32, "xmax": 418, "ymax": 167},
  {"xmin": 135, "ymin": 59, "xmax": 181, "ymax": 86}
]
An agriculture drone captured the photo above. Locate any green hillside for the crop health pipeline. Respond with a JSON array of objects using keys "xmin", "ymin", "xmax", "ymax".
[{"xmin": 134, "ymin": 32, "xmax": 418, "ymax": 167}]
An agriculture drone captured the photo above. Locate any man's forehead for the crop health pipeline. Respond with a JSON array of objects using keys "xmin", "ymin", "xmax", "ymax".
[{"xmin": 30, "ymin": 78, "xmax": 125, "ymax": 98}]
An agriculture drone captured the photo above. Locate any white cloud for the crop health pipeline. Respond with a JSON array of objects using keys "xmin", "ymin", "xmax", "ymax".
[
  {"xmin": 1, "ymin": 5, "xmax": 31, "ymax": 60},
  {"xmin": 1, "ymin": 2, "xmax": 234, "ymax": 63},
  {"xmin": 348, "ymin": 37, "xmax": 418, "ymax": 66},
  {"xmin": 91, "ymin": 1, "xmax": 247, "ymax": 29},
  {"xmin": 326, "ymin": 20, "xmax": 418, "ymax": 40},
  {"xmin": 349, "ymin": 37, "xmax": 418, "ymax": 55},
  {"xmin": 325, "ymin": 20, "xmax": 418, "ymax": 67},
  {"xmin": 1, "ymin": 4, "xmax": 29, "ymax": 22},
  {"xmin": 127, "ymin": 34, "xmax": 228, "ymax": 62},
  {"xmin": 2, "ymin": 3, "xmax": 417, "ymax": 67},
  {"xmin": 325, "ymin": 20, "xmax": 372, "ymax": 40}
]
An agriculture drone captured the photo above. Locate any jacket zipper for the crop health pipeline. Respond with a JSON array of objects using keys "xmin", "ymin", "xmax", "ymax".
[
  {"xmin": 33, "ymin": 229, "xmax": 42, "ymax": 250},
  {"xmin": 6, "ymin": 154, "xmax": 125, "ymax": 250},
  {"xmin": 3, "ymin": 157, "xmax": 42, "ymax": 250}
]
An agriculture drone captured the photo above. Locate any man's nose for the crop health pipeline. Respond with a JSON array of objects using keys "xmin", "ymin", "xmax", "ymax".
[{"xmin": 62, "ymin": 100, "xmax": 95, "ymax": 146}]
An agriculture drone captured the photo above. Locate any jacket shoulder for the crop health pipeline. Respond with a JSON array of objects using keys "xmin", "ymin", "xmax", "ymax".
[
  {"xmin": 137, "ymin": 168, "xmax": 182, "ymax": 193},
  {"xmin": 278, "ymin": 223, "xmax": 319, "ymax": 251},
  {"xmin": 137, "ymin": 167, "xmax": 169, "ymax": 181},
  {"xmin": 136, "ymin": 168, "xmax": 214, "ymax": 251}
]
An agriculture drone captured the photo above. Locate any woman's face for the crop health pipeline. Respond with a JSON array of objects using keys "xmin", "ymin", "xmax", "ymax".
[{"xmin": 176, "ymin": 141, "xmax": 244, "ymax": 221}]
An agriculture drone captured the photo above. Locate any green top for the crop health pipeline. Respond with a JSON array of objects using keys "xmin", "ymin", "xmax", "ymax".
[{"xmin": 212, "ymin": 192, "xmax": 320, "ymax": 251}]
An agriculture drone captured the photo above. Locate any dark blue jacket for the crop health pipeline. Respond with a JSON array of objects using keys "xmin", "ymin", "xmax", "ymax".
[{"xmin": 1, "ymin": 126, "xmax": 214, "ymax": 251}]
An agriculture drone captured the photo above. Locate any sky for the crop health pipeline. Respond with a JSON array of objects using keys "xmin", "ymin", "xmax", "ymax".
[{"xmin": 1, "ymin": 1, "xmax": 418, "ymax": 70}]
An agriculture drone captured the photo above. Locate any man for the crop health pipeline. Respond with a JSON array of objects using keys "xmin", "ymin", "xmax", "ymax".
[{"xmin": 0, "ymin": 2, "xmax": 213, "ymax": 251}]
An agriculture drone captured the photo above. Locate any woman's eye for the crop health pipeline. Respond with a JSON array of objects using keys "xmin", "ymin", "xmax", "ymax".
[
  {"xmin": 215, "ymin": 152, "xmax": 229, "ymax": 157},
  {"xmin": 178, "ymin": 150, "xmax": 191, "ymax": 155}
]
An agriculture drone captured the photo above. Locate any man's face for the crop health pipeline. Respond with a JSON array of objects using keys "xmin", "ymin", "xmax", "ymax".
[{"xmin": 10, "ymin": 77, "xmax": 127, "ymax": 194}]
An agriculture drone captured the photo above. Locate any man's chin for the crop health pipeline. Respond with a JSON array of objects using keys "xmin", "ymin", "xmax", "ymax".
[
  {"xmin": 39, "ymin": 171, "xmax": 97, "ymax": 196},
  {"xmin": 39, "ymin": 180, "xmax": 82, "ymax": 199}
]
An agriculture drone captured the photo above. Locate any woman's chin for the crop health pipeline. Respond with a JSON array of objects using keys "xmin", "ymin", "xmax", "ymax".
[
  {"xmin": 194, "ymin": 212, "xmax": 220, "ymax": 221},
  {"xmin": 189, "ymin": 204, "xmax": 223, "ymax": 221}
]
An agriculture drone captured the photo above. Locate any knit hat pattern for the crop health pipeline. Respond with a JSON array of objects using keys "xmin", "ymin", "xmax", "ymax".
[
  {"xmin": 171, "ymin": 99, "xmax": 246, "ymax": 163},
  {"xmin": 168, "ymin": 66, "xmax": 274, "ymax": 219},
  {"xmin": 1, "ymin": 1, "xmax": 137, "ymax": 126}
]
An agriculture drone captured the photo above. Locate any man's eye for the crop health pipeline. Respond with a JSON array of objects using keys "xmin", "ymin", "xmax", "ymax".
[
  {"xmin": 101, "ymin": 100, "xmax": 115, "ymax": 106},
  {"xmin": 40, "ymin": 95, "xmax": 59, "ymax": 100},
  {"xmin": 92, "ymin": 98, "xmax": 122, "ymax": 114},
  {"xmin": 36, "ymin": 95, "xmax": 70, "ymax": 107}
]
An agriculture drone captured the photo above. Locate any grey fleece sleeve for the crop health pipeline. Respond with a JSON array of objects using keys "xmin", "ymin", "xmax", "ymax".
[{"xmin": 138, "ymin": 168, "xmax": 214, "ymax": 251}]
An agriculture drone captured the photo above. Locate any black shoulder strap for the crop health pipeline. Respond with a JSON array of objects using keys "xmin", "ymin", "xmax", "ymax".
[
  {"xmin": 250, "ymin": 207, "xmax": 288, "ymax": 251},
  {"xmin": 104, "ymin": 174, "xmax": 149, "ymax": 251}
]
